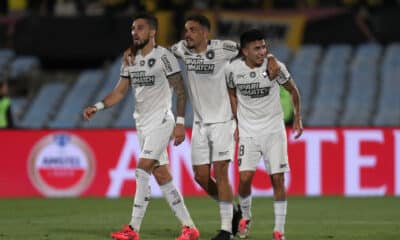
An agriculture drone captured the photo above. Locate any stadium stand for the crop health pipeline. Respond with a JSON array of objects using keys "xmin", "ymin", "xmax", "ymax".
[
  {"xmin": 289, "ymin": 44, "xmax": 322, "ymax": 123},
  {"xmin": 340, "ymin": 43, "xmax": 382, "ymax": 126},
  {"xmin": 373, "ymin": 43, "xmax": 400, "ymax": 125},
  {"xmin": 20, "ymin": 82, "xmax": 68, "ymax": 128},
  {"xmin": 6, "ymin": 42, "xmax": 400, "ymax": 129},
  {"xmin": 307, "ymin": 44, "xmax": 352, "ymax": 126},
  {"xmin": 48, "ymin": 70, "xmax": 104, "ymax": 128}
]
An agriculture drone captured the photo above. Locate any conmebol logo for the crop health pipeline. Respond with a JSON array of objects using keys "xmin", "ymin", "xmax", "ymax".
[{"xmin": 28, "ymin": 133, "xmax": 95, "ymax": 197}]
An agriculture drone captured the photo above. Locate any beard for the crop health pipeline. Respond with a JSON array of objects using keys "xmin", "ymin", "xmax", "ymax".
[{"xmin": 134, "ymin": 38, "xmax": 150, "ymax": 49}]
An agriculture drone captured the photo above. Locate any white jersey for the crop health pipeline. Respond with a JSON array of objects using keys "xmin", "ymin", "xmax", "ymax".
[
  {"xmin": 120, "ymin": 45, "xmax": 180, "ymax": 132},
  {"xmin": 226, "ymin": 58, "xmax": 291, "ymax": 137},
  {"xmin": 171, "ymin": 39, "xmax": 238, "ymax": 124}
]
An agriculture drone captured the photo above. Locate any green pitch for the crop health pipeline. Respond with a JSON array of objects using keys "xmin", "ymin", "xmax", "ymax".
[{"xmin": 0, "ymin": 197, "xmax": 399, "ymax": 239}]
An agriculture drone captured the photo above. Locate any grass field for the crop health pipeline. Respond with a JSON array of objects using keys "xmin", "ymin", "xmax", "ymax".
[{"xmin": 0, "ymin": 196, "xmax": 399, "ymax": 240}]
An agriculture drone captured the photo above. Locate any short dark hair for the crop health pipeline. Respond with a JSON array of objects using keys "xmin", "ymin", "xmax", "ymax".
[
  {"xmin": 133, "ymin": 12, "xmax": 158, "ymax": 30},
  {"xmin": 185, "ymin": 15, "xmax": 211, "ymax": 30},
  {"xmin": 240, "ymin": 29, "xmax": 265, "ymax": 49}
]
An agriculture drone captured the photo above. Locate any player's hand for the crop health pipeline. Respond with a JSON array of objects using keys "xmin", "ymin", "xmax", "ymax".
[
  {"xmin": 83, "ymin": 106, "xmax": 97, "ymax": 121},
  {"xmin": 233, "ymin": 127, "xmax": 239, "ymax": 142},
  {"xmin": 267, "ymin": 56, "xmax": 281, "ymax": 80},
  {"xmin": 292, "ymin": 115, "xmax": 303, "ymax": 139},
  {"xmin": 173, "ymin": 124, "xmax": 185, "ymax": 146},
  {"xmin": 123, "ymin": 48, "xmax": 134, "ymax": 66}
]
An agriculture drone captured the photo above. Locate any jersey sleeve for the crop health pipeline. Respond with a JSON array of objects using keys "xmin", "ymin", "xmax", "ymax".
[
  {"xmin": 225, "ymin": 63, "xmax": 236, "ymax": 89},
  {"xmin": 276, "ymin": 61, "xmax": 291, "ymax": 85},
  {"xmin": 120, "ymin": 63, "xmax": 130, "ymax": 79},
  {"xmin": 170, "ymin": 40, "xmax": 186, "ymax": 59},
  {"xmin": 222, "ymin": 40, "xmax": 239, "ymax": 60},
  {"xmin": 161, "ymin": 49, "xmax": 181, "ymax": 76}
]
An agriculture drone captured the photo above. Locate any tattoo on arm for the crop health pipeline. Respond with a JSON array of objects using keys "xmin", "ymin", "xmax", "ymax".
[{"xmin": 168, "ymin": 72, "xmax": 186, "ymax": 118}]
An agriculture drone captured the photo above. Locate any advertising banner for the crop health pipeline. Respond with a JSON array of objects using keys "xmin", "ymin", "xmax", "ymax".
[{"xmin": 0, "ymin": 128, "xmax": 399, "ymax": 197}]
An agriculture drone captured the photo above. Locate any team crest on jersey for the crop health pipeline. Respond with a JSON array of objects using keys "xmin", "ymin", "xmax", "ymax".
[
  {"xmin": 140, "ymin": 60, "xmax": 145, "ymax": 66},
  {"xmin": 250, "ymin": 72, "xmax": 256, "ymax": 78},
  {"xmin": 206, "ymin": 50, "xmax": 215, "ymax": 60},
  {"xmin": 262, "ymin": 71, "xmax": 268, "ymax": 78},
  {"xmin": 148, "ymin": 58, "xmax": 156, "ymax": 68}
]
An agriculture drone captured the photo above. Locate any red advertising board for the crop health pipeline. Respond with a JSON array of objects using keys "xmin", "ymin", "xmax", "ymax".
[{"xmin": 0, "ymin": 128, "xmax": 399, "ymax": 197}]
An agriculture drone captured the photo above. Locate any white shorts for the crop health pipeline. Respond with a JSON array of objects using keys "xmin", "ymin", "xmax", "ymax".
[
  {"xmin": 137, "ymin": 116, "xmax": 174, "ymax": 166},
  {"xmin": 191, "ymin": 120, "xmax": 235, "ymax": 166},
  {"xmin": 238, "ymin": 128, "xmax": 290, "ymax": 174}
]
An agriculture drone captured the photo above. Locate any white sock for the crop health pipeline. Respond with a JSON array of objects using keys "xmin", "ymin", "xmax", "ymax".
[
  {"xmin": 129, "ymin": 169, "xmax": 151, "ymax": 231},
  {"xmin": 239, "ymin": 195, "xmax": 252, "ymax": 220},
  {"xmin": 219, "ymin": 201, "xmax": 233, "ymax": 233},
  {"xmin": 160, "ymin": 180, "xmax": 196, "ymax": 228},
  {"xmin": 273, "ymin": 200, "xmax": 287, "ymax": 233}
]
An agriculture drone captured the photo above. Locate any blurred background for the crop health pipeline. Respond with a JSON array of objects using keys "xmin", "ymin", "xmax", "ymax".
[
  {"xmin": 0, "ymin": 3, "xmax": 399, "ymax": 240},
  {"xmin": 1, "ymin": 0, "xmax": 400, "ymax": 129},
  {"xmin": 0, "ymin": 0, "xmax": 399, "ymax": 199}
]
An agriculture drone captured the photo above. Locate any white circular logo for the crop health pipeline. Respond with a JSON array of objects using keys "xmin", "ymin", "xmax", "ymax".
[{"xmin": 28, "ymin": 133, "xmax": 95, "ymax": 197}]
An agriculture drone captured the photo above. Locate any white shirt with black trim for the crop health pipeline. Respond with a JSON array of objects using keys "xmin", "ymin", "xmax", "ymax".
[
  {"xmin": 120, "ymin": 45, "xmax": 180, "ymax": 131},
  {"xmin": 226, "ymin": 58, "xmax": 291, "ymax": 137},
  {"xmin": 171, "ymin": 39, "xmax": 239, "ymax": 124}
]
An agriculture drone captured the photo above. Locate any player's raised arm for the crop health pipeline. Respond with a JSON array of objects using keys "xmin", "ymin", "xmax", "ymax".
[
  {"xmin": 282, "ymin": 78, "xmax": 303, "ymax": 139},
  {"xmin": 266, "ymin": 53, "xmax": 281, "ymax": 80},
  {"xmin": 167, "ymin": 72, "xmax": 187, "ymax": 145},
  {"xmin": 82, "ymin": 77, "xmax": 130, "ymax": 121}
]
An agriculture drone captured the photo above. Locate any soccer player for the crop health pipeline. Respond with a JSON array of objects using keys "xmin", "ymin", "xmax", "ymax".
[
  {"xmin": 83, "ymin": 13, "xmax": 199, "ymax": 240},
  {"xmin": 124, "ymin": 15, "xmax": 280, "ymax": 240},
  {"xmin": 225, "ymin": 29, "xmax": 303, "ymax": 240}
]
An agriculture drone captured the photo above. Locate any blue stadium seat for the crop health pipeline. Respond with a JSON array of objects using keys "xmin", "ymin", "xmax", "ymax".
[
  {"xmin": 290, "ymin": 44, "xmax": 322, "ymax": 123},
  {"xmin": 308, "ymin": 44, "xmax": 352, "ymax": 126},
  {"xmin": 341, "ymin": 43, "xmax": 382, "ymax": 125},
  {"xmin": 9, "ymin": 56, "xmax": 40, "ymax": 80},
  {"xmin": 374, "ymin": 43, "xmax": 400, "ymax": 125},
  {"xmin": 49, "ymin": 70, "xmax": 104, "ymax": 128},
  {"xmin": 20, "ymin": 82, "xmax": 68, "ymax": 128}
]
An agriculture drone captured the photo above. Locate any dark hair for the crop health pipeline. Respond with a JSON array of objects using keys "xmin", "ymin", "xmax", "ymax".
[
  {"xmin": 185, "ymin": 15, "xmax": 211, "ymax": 30},
  {"xmin": 240, "ymin": 29, "xmax": 265, "ymax": 49},
  {"xmin": 133, "ymin": 12, "xmax": 158, "ymax": 30}
]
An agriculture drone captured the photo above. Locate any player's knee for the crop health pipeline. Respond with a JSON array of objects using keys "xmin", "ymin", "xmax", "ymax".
[
  {"xmin": 239, "ymin": 172, "xmax": 253, "ymax": 186},
  {"xmin": 271, "ymin": 173, "xmax": 285, "ymax": 190},
  {"xmin": 194, "ymin": 172, "xmax": 209, "ymax": 186}
]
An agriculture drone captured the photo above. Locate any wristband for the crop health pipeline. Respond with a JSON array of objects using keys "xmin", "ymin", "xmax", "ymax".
[
  {"xmin": 176, "ymin": 116, "xmax": 185, "ymax": 125},
  {"xmin": 93, "ymin": 101, "xmax": 105, "ymax": 111}
]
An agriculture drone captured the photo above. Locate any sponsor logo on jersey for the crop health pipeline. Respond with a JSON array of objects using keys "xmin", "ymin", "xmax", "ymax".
[
  {"xmin": 186, "ymin": 58, "xmax": 215, "ymax": 74},
  {"xmin": 237, "ymin": 82, "xmax": 271, "ymax": 98},
  {"xmin": 28, "ymin": 133, "xmax": 95, "ymax": 197},
  {"xmin": 148, "ymin": 58, "xmax": 156, "ymax": 68},
  {"xmin": 130, "ymin": 71, "xmax": 155, "ymax": 86},
  {"xmin": 161, "ymin": 54, "xmax": 173, "ymax": 73},
  {"xmin": 223, "ymin": 42, "xmax": 238, "ymax": 52},
  {"xmin": 140, "ymin": 60, "xmax": 145, "ymax": 66}
]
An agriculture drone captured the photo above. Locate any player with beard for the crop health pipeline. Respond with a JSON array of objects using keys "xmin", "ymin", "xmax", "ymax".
[
  {"xmin": 226, "ymin": 29, "xmax": 303, "ymax": 240},
  {"xmin": 83, "ymin": 13, "xmax": 199, "ymax": 240}
]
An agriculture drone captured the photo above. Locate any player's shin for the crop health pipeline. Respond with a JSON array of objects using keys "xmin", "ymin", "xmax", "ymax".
[
  {"xmin": 130, "ymin": 168, "xmax": 151, "ymax": 231},
  {"xmin": 160, "ymin": 180, "xmax": 196, "ymax": 228}
]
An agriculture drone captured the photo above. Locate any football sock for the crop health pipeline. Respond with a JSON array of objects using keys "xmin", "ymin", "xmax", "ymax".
[
  {"xmin": 160, "ymin": 180, "xmax": 196, "ymax": 228},
  {"xmin": 129, "ymin": 168, "xmax": 151, "ymax": 231},
  {"xmin": 219, "ymin": 201, "xmax": 233, "ymax": 233},
  {"xmin": 273, "ymin": 200, "xmax": 287, "ymax": 233},
  {"xmin": 239, "ymin": 195, "xmax": 252, "ymax": 220}
]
